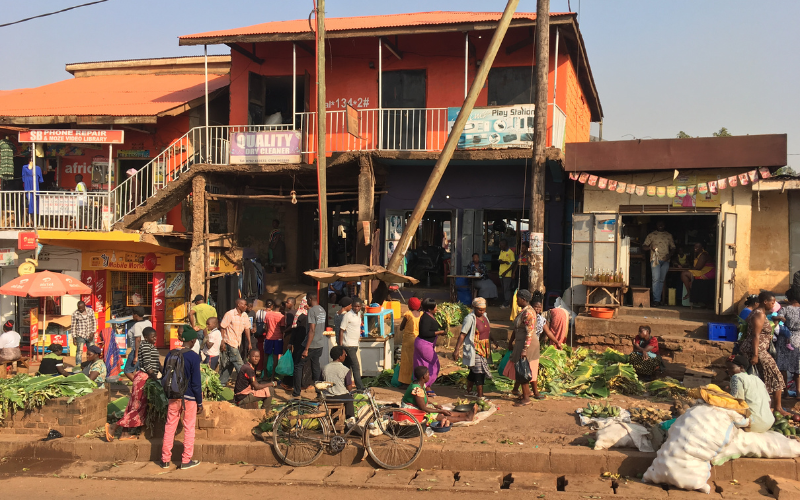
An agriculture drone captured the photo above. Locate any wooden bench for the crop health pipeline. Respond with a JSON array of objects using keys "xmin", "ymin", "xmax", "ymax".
[{"xmin": 0, "ymin": 356, "xmax": 30, "ymax": 379}]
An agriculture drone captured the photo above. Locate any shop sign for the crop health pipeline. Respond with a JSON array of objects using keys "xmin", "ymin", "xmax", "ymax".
[
  {"xmin": 117, "ymin": 150, "xmax": 150, "ymax": 158},
  {"xmin": 29, "ymin": 309, "xmax": 39, "ymax": 345},
  {"xmin": 229, "ymin": 130, "xmax": 301, "ymax": 164},
  {"xmin": 165, "ymin": 273, "xmax": 186, "ymax": 298},
  {"xmin": 447, "ymin": 104, "xmax": 536, "ymax": 150},
  {"xmin": 0, "ymin": 248, "xmax": 16, "ymax": 266},
  {"xmin": 19, "ymin": 129, "xmax": 125, "ymax": 144},
  {"xmin": 83, "ymin": 251, "xmax": 182, "ymax": 272},
  {"xmin": 18, "ymin": 232, "xmax": 37, "ymax": 250}
]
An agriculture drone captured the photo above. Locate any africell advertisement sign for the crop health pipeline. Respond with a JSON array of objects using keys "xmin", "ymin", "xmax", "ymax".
[
  {"xmin": 19, "ymin": 129, "xmax": 125, "ymax": 144},
  {"xmin": 229, "ymin": 130, "xmax": 301, "ymax": 164}
]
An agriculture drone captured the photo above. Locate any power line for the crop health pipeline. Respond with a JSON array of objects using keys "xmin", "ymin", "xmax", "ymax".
[{"xmin": 0, "ymin": 0, "xmax": 109, "ymax": 28}]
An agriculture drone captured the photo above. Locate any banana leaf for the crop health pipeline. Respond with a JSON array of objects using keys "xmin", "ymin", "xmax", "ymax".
[
  {"xmin": 586, "ymin": 379, "xmax": 610, "ymax": 398},
  {"xmin": 601, "ymin": 348, "xmax": 629, "ymax": 365},
  {"xmin": 570, "ymin": 359, "xmax": 599, "ymax": 386}
]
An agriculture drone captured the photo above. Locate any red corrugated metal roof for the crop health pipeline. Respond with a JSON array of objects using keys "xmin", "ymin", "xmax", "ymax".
[
  {"xmin": 0, "ymin": 73, "xmax": 228, "ymax": 117},
  {"xmin": 181, "ymin": 11, "xmax": 571, "ymax": 41}
]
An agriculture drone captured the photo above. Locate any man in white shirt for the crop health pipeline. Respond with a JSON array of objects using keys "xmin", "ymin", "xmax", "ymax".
[
  {"xmin": 202, "ymin": 317, "xmax": 222, "ymax": 370},
  {"xmin": 0, "ymin": 319, "xmax": 22, "ymax": 363},
  {"xmin": 338, "ymin": 298, "xmax": 364, "ymax": 390},
  {"xmin": 125, "ymin": 306, "xmax": 152, "ymax": 381}
]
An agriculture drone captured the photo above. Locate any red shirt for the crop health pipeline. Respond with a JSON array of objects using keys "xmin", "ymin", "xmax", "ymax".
[
  {"xmin": 263, "ymin": 310, "xmax": 286, "ymax": 340},
  {"xmin": 634, "ymin": 335, "xmax": 659, "ymax": 354}
]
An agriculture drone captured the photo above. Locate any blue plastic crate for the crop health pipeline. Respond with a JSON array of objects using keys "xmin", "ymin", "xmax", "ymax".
[{"xmin": 708, "ymin": 322, "xmax": 737, "ymax": 342}]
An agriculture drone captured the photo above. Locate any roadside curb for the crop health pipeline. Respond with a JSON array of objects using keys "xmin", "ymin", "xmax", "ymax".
[{"xmin": 1, "ymin": 436, "xmax": 798, "ymax": 481}]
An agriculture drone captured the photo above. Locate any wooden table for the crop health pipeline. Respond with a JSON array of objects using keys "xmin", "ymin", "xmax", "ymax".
[
  {"xmin": 446, "ymin": 275, "xmax": 481, "ymax": 303},
  {"xmin": 582, "ymin": 280, "xmax": 627, "ymax": 315}
]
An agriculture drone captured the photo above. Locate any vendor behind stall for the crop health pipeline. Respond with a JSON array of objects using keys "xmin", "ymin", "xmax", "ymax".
[
  {"xmin": 401, "ymin": 366, "xmax": 475, "ymax": 427},
  {"xmin": 726, "ymin": 354, "xmax": 775, "ymax": 432},
  {"xmin": 38, "ymin": 344, "xmax": 69, "ymax": 376}
]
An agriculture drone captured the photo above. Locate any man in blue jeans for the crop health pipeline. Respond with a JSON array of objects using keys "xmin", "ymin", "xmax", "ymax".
[
  {"xmin": 71, "ymin": 300, "xmax": 96, "ymax": 371},
  {"xmin": 642, "ymin": 221, "xmax": 675, "ymax": 307}
]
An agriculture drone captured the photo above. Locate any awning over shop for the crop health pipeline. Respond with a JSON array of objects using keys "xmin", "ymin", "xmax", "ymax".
[{"xmin": 37, "ymin": 230, "xmax": 183, "ymax": 255}]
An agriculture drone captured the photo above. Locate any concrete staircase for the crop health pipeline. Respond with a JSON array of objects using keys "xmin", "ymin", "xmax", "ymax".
[{"xmin": 574, "ymin": 306, "xmax": 737, "ymax": 381}]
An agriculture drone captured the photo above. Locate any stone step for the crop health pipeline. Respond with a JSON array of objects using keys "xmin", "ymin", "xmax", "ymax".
[
  {"xmin": 576, "ymin": 314, "xmax": 709, "ymax": 339},
  {"xmin": 617, "ymin": 305, "xmax": 730, "ymax": 322}
]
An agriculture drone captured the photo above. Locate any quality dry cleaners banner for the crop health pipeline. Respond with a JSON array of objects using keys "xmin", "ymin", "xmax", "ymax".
[{"xmin": 448, "ymin": 104, "xmax": 535, "ymax": 150}]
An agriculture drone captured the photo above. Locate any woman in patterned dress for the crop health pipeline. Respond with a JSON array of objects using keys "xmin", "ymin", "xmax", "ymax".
[
  {"xmin": 774, "ymin": 288, "xmax": 800, "ymax": 395},
  {"xmin": 503, "ymin": 290, "xmax": 544, "ymax": 406},
  {"xmin": 739, "ymin": 291, "xmax": 788, "ymax": 416}
]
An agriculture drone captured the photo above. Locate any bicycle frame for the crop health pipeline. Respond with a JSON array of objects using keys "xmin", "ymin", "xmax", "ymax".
[{"xmin": 281, "ymin": 388, "xmax": 384, "ymax": 445}]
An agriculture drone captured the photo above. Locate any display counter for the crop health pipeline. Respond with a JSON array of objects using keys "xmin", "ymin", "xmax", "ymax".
[{"xmin": 359, "ymin": 335, "xmax": 395, "ymax": 376}]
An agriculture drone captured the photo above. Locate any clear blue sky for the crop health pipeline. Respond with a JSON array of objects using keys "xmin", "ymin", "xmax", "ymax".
[{"xmin": 2, "ymin": 0, "xmax": 798, "ymax": 163}]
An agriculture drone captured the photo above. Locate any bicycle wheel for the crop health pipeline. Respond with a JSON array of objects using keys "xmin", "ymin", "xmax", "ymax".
[
  {"xmin": 273, "ymin": 402, "xmax": 330, "ymax": 466},
  {"xmin": 364, "ymin": 407, "xmax": 424, "ymax": 469}
]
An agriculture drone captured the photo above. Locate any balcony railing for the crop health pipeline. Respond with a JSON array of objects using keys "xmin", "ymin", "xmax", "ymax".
[
  {"xmin": 3, "ymin": 106, "xmax": 568, "ymax": 232},
  {"xmin": 0, "ymin": 190, "xmax": 111, "ymax": 231}
]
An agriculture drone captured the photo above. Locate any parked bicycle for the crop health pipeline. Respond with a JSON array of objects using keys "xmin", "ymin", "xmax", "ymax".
[{"xmin": 272, "ymin": 382, "xmax": 424, "ymax": 469}]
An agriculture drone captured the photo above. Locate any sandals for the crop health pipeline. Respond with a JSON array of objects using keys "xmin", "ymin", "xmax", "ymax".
[
  {"xmin": 513, "ymin": 401, "xmax": 532, "ymax": 407},
  {"xmin": 104, "ymin": 423, "xmax": 114, "ymax": 442}
]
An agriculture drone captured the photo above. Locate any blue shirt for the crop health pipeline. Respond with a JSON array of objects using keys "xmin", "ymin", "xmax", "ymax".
[
  {"xmin": 739, "ymin": 308, "xmax": 753, "ymax": 321},
  {"xmin": 21, "ymin": 164, "xmax": 43, "ymax": 191},
  {"xmin": 162, "ymin": 349, "xmax": 203, "ymax": 405}
]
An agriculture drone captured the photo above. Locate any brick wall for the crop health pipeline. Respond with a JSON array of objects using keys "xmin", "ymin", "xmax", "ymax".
[{"xmin": 0, "ymin": 389, "xmax": 107, "ymax": 436}]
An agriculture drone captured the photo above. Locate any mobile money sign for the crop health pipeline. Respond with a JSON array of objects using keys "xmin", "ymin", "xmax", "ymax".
[
  {"xmin": 447, "ymin": 104, "xmax": 535, "ymax": 150},
  {"xmin": 230, "ymin": 130, "xmax": 301, "ymax": 164}
]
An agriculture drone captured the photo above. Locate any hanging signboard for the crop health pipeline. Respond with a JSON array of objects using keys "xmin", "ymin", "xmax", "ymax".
[
  {"xmin": 0, "ymin": 248, "xmax": 16, "ymax": 266},
  {"xmin": 19, "ymin": 129, "xmax": 125, "ymax": 144},
  {"xmin": 447, "ymin": 104, "xmax": 535, "ymax": 150},
  {"xmin": 346, "ymin": 104, "xmax": 361, "ymax": 138},
  {"xmin": 229, "ymin": 130, "xmax": 301, "ymax": 164}
]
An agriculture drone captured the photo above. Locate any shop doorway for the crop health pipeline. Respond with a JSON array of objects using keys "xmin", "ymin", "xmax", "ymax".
[
  {"xmin": 386, "ymin": 209, "xmax": 455, "ymax": 286},
  {"xmin": 248, "ymin": 73, "xmax": 305, "ymax": 126},
  {"xmin": 381, "ymin": 70, "xmax": 427, "ymax": 150}
]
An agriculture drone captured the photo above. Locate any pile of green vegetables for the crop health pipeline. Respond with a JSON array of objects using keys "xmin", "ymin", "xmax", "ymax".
[
  {"xmin": 0, "ymin": 373, "xmax": 97, "ymax": 422},
  {"xmin": 143, "ymin": 379, "xmax": 168, "ymax": 431},
  {"xmin": 365, "ymin": 369, "xmax": 394, "ymax": 388},
  {"xmin": 771, "ymin": 411, "xmax": 799, "ymax": 437},
  {"xmin": 537, "ymin": 345, "xmax": 645, "ymax": 397},
  {"xmin": 434, "ymin": 302, "xmax": 472, "ymax": 332},
  {"xmin": 581, "ymin": 402, "xmax": 621, "ymax": 418},
  {"xmin": 200, "ymin": 365, "xmax": 224, "ymax": 401},
  {"xmin": 646, "ymin": 377, "xmax": 688, "ymax": 398}
]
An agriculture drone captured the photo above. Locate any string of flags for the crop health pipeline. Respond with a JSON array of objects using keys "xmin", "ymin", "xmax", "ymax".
[{"xmin": 567, "ymin": 167, "xmax": 773, "ymax": 197}]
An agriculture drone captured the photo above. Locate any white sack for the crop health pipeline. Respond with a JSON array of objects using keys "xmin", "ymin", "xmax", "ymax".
[
  {"xmin": 642, "ymin": 405, "xmax": 743, "ymax": 494},
  {"xmin": 594, "ymin": 422, "xmax": 654, "ymax": 452},
  {"xmin": 712, "ymin": 429, "xmax": 800, "ymax": 465},
  {"xmin": 577, "ymin": 407, "xmax": 631, "ymax": 429}
]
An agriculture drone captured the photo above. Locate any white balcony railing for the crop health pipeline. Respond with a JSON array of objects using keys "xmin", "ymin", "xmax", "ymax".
[
  {"xmin": 0, "ymin": 190, "xmax": 112, "ymax": 231},
  {"xmin": 4, "ymin": 106, "xmax": 567, "ymax": 232}
]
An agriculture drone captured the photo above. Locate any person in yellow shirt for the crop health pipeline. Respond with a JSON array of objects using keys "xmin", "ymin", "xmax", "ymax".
[{"xmin": 498, "ymin": 239, "xmax": 515, "ymax": 309}]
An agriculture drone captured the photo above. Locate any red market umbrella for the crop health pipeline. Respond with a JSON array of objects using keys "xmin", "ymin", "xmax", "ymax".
[
  {"xmin": 0, "ymin": 271, "xmax": 91, "ymax": 359},
  {"xmin": 0, "ymin": 271, "xmax": 91, "ymax": 297}
]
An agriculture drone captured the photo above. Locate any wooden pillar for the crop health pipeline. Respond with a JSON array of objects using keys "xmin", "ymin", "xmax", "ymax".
[
  {"xmin": 529, "ymin": 0, "xmax": 550, "ymax": 294},
  {"xmin": 190, "ymin": 174, "xmax": 207, "ymax": 299},
  {"xmin": 357, "ymin": 154, "xmax": 375, "ymax": 300}
]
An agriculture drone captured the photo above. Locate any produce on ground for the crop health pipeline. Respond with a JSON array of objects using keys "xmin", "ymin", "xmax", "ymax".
[
  {"xmin": 771, "ymin": 411, "xmax": 798, "ymax": 437},
  {"xmin": 630, "ymin": 406, "xmax": 673, "ymax": 426},
  {"xmin": 581, "ymin": 401, "xmax": 621, "ymax": 418},
  {"xmin": 201, "ymin": 365, "xmax": 224, "ymax": 401},
  {"xmin": 0, "ymin": 373, "xmax": 96, "ymax": 423},
  {"xmin": 455, "ymin": 398, "xmax": 491, "ymax": 412},
  {"xmin": 364, "ymin": 369, "xmax": 394, "ymax": 388},
  {"xmin": 538, "ymin": 345, "xmax": 644, "ymax": 397},
  {"xmin": 434, "ymin": 302, "xmax": 472, "ymax": 334},
  {"xmin": 646, "ymin": 377, "xmax": 688, "ymax": 398}
]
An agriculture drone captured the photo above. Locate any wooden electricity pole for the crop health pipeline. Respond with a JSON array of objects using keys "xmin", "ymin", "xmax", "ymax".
[
  {"xmin": 316, "ymin": 0, "xmax": 328, "ymax": 270},
  {"xmin": 529, "ymin": 0, "xmax": 550, "ymax": 294},
  {"xmin": 387, "ymin": 0, "xmax": 521, "ymax": 273}
]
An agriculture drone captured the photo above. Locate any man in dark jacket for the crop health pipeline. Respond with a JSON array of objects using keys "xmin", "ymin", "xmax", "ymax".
[{"xmin": 160, "ymin": 326, "xmax": 202, "ymax": 470}]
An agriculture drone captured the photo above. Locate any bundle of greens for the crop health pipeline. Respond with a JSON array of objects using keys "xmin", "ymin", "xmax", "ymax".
[
  {"xmin": 434, "ymin": 302, "xmax": 472, "ymax": 331},
  {"xmin": 646, "ymin": 377, "xmax": 688, "ymax": 398},
  {"xmin": 200, "ymin": 365, "xmax": 224, "ymax": 401},
  {"xmin": 364, "ymin": 369, "xmax": 394, "ymax": 388},
  {"xmin": 143, "ymin": 379, "xmax": 168, "ymax": 431},
  {"xmin": 0, "ymin": 373, "xmax": 96, "ymax": 423},
  {"xmin": 537, "ymin": 345, "xmax": 643, "ymax": 398}
]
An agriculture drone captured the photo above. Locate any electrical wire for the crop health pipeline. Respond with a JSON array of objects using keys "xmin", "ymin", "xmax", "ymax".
[{"xmin": 0, "ymin": 0, "xmax": 110, "ymax": 28}]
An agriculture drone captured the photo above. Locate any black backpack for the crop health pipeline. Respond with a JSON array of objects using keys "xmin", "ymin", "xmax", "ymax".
[{"xmin": 162, "ymin": 348, "xmax": 190, "ymax": 400}]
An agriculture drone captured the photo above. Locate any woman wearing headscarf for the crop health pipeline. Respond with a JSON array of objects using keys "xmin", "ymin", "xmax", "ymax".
[
  {"xmin": 739, "ymin": 291, "xmax": 788, "ymax": 416},
  {"xmin": 503, "ymin": 289, "xmax": 544, "ymax": 405},
  {"xmin": 413, "ymin": 298, "xmax": 447, "ymax": 397},
  {"xmin": 398, "ymin": 297, "xmax": 423, "ymax": 386},
  {"xmin": 774, "ymin": 288, "xmax": 800, "ymax": 394},
  {"xmin": 287, "ymin": 296, "xmax": 313, "ymax": 395},
  {"xmin": 453, "ymin": 297, "xmax": 492, "ymax": 398}
]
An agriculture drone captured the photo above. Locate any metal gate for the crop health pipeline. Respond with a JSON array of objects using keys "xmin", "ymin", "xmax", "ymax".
[{"xmin": 570, "ymin": 213, "xmax": 621, "ymax": 307}]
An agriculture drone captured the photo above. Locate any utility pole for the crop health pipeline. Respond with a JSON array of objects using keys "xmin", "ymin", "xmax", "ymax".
[
  {"xmin": 316, "ymin": 0, "xmax": 328, "ymax": 270},
  {"xmin": 387, "ymin": 0, "xmax": 520, "ymax": 273},
  {"xmin": 529, "ymin": 0, "xmax": 550, "ymax": 294}
]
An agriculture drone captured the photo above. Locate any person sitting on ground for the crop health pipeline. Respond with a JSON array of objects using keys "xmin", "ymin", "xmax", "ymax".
[
  {"xmin": 0, "ymin": 320, "xmax": 21, "ymax": 365},
  {"xmin": 322, "ymin": 346, "xmax": 356, "ymax": 420},
  {"xmin": 680, "ymin": 242, "xmax": 716, "ymax": 301},
  {"xmin": 453, "ymin": 297, "xmax": 492, "ymax": 399},
  {"xmin": 106, "ymin": 327, "xmax": 161, "ymax": 442},
  {"xmin": 202, "ymin": 317, "xmax": 222, "ymax": 370},
  {"xmin": 401, "ymin": 366, "xmax": 475, "ymax": 427},
  {"xmin": 726, "ymin": 354, "xmax": 775, "ymax": 433},
  {"xmin": 83, "ymin": 345, "xmax": 107, "ymax": 388},
  {"xmin": 629, "ymin": 325, "xmax": 662, "ymax": 380},
  {"xmin": 37, "ymin": 344, "xmax": 69, "ymax": 376},
  {"xmin": 234, "ymin": 349, "xmax": 277, "ymax": 410}
]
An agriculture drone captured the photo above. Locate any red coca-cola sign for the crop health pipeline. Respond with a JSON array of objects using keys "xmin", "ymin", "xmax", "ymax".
[{"xmin": 144, "ymin": 252, "xmax": 158, "ymax": 271}]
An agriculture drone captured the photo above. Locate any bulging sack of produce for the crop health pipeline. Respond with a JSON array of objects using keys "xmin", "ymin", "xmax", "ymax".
[
  {"xmin": 712, "ymin": 429, "xmax": 800, "ymax": 465},
  {"xmin": 275, "ymin": 353, "xmax": 294, "ymax": 377},
  {"xmin": 642, "ymin": 404, "xmax": 743, "ymax": 494},
  {"xmin": 594, "ymin": 422, "xmax": 654, "ymax": 452}
]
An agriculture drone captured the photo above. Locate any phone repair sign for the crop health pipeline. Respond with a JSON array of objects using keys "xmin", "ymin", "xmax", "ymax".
[
  {"xmin": 447, "ymin": 104, "xmax": 535, "ymax": 150},
  {"xmin": 229, "ymin": 131, "xmax": 301, "ymax": 164},
  {"xmin": 19, "ymin": 129, "xmax": 125, "ymax": 144}
]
